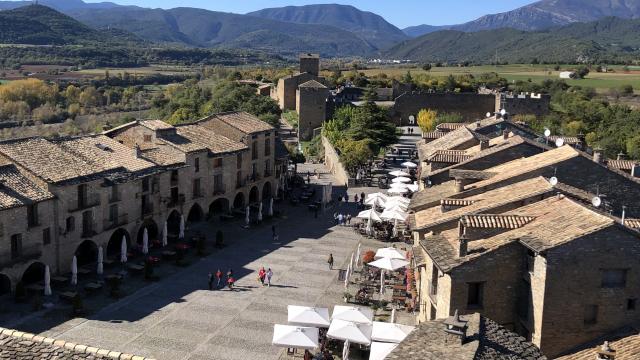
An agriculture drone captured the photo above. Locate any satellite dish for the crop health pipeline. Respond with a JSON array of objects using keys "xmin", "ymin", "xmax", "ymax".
[
  {"xmin": 486, "ymin": 112, "xmax": 491, "ymax": 118},
  {"xmin": 555, "ymin": 138, "xmax": 565, "ymax": 147},
  {"xmin": 549, "ymin": 177, "xmax": 558, "ymax": 186},
  {"xmin": 544, "ymin": 129, "xmax": 551, "ymax": 137},
  {"xmin": 409, "ymin": 115, "xmax": 415, "ymax": 121},
  {"xmin": 592, "ymin": 196, "xmax": 602, "ymax": 208},
  {"xmin": 500, "ymin": 109, "xmax": 507, "ymax": 116}
]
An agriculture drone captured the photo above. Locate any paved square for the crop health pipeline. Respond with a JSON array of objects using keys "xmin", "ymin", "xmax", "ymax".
[{"xmin": 41, "ymin": 193, "xmax": 362, "ymax": 360}]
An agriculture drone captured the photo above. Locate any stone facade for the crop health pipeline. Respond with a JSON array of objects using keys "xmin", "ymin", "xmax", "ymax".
[
  {"xmin": 496, "ymin": 92, "xmax": 551, "ymax": 118},
  {"xmin": 299, "ymin": 53, "xmax": 319, "ymax": 76},
  {"xmin": 390, "ymin": 93, "xmax": 496, "ymax": 126},
  {"xmin": 297, "ymin": 81, "xmax": 329, "ymax": 141},
  {"xmin": 0, "ymin": 112, "xmax": 280, "ymax": 296}
]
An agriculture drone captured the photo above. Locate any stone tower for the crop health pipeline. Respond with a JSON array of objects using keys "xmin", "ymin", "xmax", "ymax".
[
  {"xmin": 299, "ymin": 53, "xmax": 320, "ymax": 77},
  {"xmin": 296, "ymin": 80, "xmax": 328, "ymax": 141}
]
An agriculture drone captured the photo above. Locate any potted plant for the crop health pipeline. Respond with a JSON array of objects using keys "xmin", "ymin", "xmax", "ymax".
[
  {"xmin": 343, "ymin": 292, "xmax": 353, "ymax": 303},
  {"xmin": 362, "ymin": 250, "xmax": 375, "ymax": 264}
]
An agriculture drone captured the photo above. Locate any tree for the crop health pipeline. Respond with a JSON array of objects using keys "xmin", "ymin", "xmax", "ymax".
[
  {"xmin": 422, "ymin": 63, "xmax": 432, "ymax": 72},
  {"xmin": 417, "ymin": 109, "xmax": 438, "ymax": 132},
  {"xmin": 620, "ymin": 84, "xmax": 634, "ymax": 97},
  {"xmin": 402, "ymin": 71, "xmax": 413, "ymax": 84},
  {"xmin": 339, "ymin": 139, "xmax": 373, "ymax": 174}
]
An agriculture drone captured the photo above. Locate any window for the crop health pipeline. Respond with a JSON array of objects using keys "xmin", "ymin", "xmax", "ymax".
[
  {"xmin": 265, "ymin": 138, "xmax": 271, "ymax": 156},
  {"xmin": 214, "ymin": 174, "xmax": 223, "ymax": 193},
  {"xmin": 628, "ymin": 299, "xmax": 637, "ymax": 311},
  {"xmin": 82, "ymin": 211, "xmax": 94, "ymax": 236},
  {"xmin": 143, "ymin": 134, "xmax": 152, "ymax": 142},
  {"xmin": 265, "ymin": 159, "xmax": 271, "ymax": 176},
  {"xmin": 467, "ymin": 282, "xmax": 484, "ymax": 308},
  {"xmin": 430, "ymin": 265, "xmax": 439, "ymax": 296},
  {"xmin": 252, "ymin": 163, "xmax": 258, "ymax": 179},
  {"xmin": 27, "ymin": 203, "xmax": 38, "ymax": 228},
  {"xmin": 237, "ymin": 153, "xmax": 243, "ymax": 169},
  {"xmin": 252, "ymin": 141, "xmax": 258, "ymax": 160},
  {"xmin": 194, "ymin": 157, "xmax": 200, "ymax": 172},
  {"xmin": 213, "ymin": 158, "xmax": 223, "ymax": 168},
  {"xmin": 142, "ymin": 177, "xmax": 150, "ymax": 192},
  {"xmin": 193, "ymin": 179, "xmax": 201, "ymax": 198},
  {"xmin": 42, "ymin": 227, "xmax": 51, "ymax": 245},
  {"xmin": 525, "ymin": 250, "xmax": 535, "ymax": 273},
  {"xmin": 236, "ymin": 171, "xmax": 242, "ymax": 187},
  {"xmin": 109, "ymin": 184, "xmax": 119, "ymax": 202},
  {"xmin": 66, "ymin": 216, "xmax": 75, "ymax": 233},
  {"xmin": 170, "ymin": 170, "xmax": 179, "ymax": 184},
  {"xmin": 601, "ymin": 269, "xmax": 627, "ymax": 288},
  {"xmin": 77, "ymin": 184, "xmax": 87, "ymax": 207},
  {"xmin": 109, "ymin": 204, "xmax": 118, "ymax": 221},
  {"xmin": 10, "ymin": 234, "xmax": 22, "ymax": 259},
  {"xmin": 584, "ymin": 305, "xmax": 598, "ymax": 325}
]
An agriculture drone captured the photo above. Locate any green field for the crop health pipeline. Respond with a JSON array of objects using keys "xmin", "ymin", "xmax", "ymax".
[{"xmin": 361, "ymin": 64, "xmax": 640, "ymax": 93}]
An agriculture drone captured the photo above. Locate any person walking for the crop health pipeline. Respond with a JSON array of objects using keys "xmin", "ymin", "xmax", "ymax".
[
  {"xmin": 227, "ymin": 275, "xmax": 235, "ymax": 290},
  {"xmin": 215, "ymin": 269, "xmax": 223, "ymax": 289},
  {"xmin": 338, "ymin": 213, "xmax": 343, "ymax": 225},
  {"xmin": 207, "ymin": 272, "xmax": 214, "ymax": 290},
  {"xmin": 258, "ymin": 267, "xmax": 266, "ymax": 286},
  {"xmin": 354, "ymin": 194, "xmax": 359, "ymax": 204},
  {"xmin": 346, "ymin": 214, "xmax": 352, "ymax": 225},
  {"xmin": 328, "ymin": 253, "xmax": 334, "ymax": 270},
  {"xmin": 226, "ymin": 268, "xmax": 233, "ymax": 283},
  {"xmin": 272, "ymin": 225, "xmax": 278, "ymax": 241},
  {"xmin": 345, "ymin": 193, "xmax": 349, "ymax": 203},
  {"xmin": 266, "ymin": 268, "xmax": 273, "ymax": 287}
]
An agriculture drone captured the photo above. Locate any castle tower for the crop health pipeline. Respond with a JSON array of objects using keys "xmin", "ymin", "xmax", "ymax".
[
  {"xmin": 299, "ymin": 53, "xmax": 320, "ymax": 77},
  {"xmin": 296, "ymin": 80, "xmax": 328, "ymax": 141}
]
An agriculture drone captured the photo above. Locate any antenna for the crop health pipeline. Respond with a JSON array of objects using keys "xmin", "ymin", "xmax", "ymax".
[
  {"xmin": 549, "ymin": 177, "xmax": 558, "ymax": 186},
  {"xmin": 592, "ymin": 196, "xmax": 602, "ymax": 208},
  {"xmin": 544, "ymin": 128, "xmax": 551, "ymax": 138},
  {"xmin": 621, "ymin": 205, "xmax": 627, "ymax": 225},
  {"xmin": 555, "ymin": 138, "xmax": 565, "ymax": 147}
]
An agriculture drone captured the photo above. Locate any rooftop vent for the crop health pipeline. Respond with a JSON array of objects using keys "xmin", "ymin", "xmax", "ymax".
[
  {"xmin": 596, "ymin": 341, "xmax": 616, "ymax": 360},
  {"xmin": 95, "ymin": 143, "xmax": 113, "ymax": 152},
  {"xmin": 443, "ymin": 310, "xmax": 468, "ymax": 345}
]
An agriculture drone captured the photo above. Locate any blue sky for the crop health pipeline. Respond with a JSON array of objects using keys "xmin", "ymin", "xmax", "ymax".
[{"xmin": 84, "ymin": 0, "xmax": 538, "ymax": 28}]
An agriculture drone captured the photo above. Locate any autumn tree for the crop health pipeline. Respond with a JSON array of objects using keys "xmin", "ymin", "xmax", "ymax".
[{"xmin": 417, "ymin": 108, "xmax": 438, "ymax": 132}]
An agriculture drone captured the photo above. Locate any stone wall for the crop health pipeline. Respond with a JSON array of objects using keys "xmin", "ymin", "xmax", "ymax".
[
  {"xmin": 390, "ymin": 93, "xmax": 496, "ymax": 126},
  {"xmin": 322, "ymin": 136, "xmax": 350, "ymax": 187},
  {"xmin": 297, "ymin": 87, "xmax": 329, "ymax": 141},
  {"xmin": 497, "ymin": 93, "xmax": 551, "ymax": 118}
]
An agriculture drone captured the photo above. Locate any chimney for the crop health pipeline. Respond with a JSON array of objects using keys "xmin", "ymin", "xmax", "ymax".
[
  {"xmin": 617, "ymin": 153, "xmax": 626, "ymax": 161},
  {"xmin": 454, "ymin": 179, "xmax": 465, "ymax": 193},
  {"xmin": 632, "ymin": 164, "xmax": 639, "ymax": 177},
  {"xmin": 134, "ymin": 144, "xmax": 142, "ymax": 159},
  {"xmin": 502, "ymin": 130, "xmax": 509, "ymax": 140},
  {"xmin": 577, "ymin": 133, "xmax": 586, "ymax": 150},
  {"xmin": 458, "ymin": 234, "xmax": 468, "ymax": 258},
  {"xmin": 593, "ymin": 148, "xmax": 604, "ymax": 164},
  {"xmin": 596, "ymin": 341, "xmax": 616, "ymax": 360},
  {"xmin": 479, "ymin": 140, "xmax": 489, "ymax": 150},
  {"xmin": 443, "ymin": 310, "xmax": 468, "ymax": 346}
]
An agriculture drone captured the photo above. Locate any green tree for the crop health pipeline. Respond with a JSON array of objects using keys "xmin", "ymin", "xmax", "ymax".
[
  {"xmin": 338, "ymin": 139, "xmax": 373, "ymax": 174},
  {"xmin": 627, "ymin": 134, "xmax": 640, "ymax": 159},
  {"xmin": 422, "ymin": 63, "xmax": 432, "ymax": 71}
]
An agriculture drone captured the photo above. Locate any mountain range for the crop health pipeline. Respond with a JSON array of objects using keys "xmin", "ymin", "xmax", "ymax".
[{"xmin": 1, "ymin": 0, "xmax": 640, "ymax": 62}]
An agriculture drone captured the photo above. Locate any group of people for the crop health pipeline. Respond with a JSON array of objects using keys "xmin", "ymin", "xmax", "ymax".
[
  {"xmin": 258, "ymin": 266, "xmax": 273, "ymax": 287},
  {"xmin": 208, "ymin": 269, "xmax": 236, "ymax": 290},
  {"xmin": 333, "ymin": 212, "xmax": 352, "ymax": 225}
]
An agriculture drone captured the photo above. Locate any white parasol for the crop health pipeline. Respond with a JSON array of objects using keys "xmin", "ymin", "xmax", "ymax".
[
  {"xmin": 142, "ymin": 228, "xmax": 149, "ymax": 255},
  {"xmin": 272, "ymin": 325, "xmax": 319, "ymax": 350},
  {"xmin": 179, "ymin": 215, "xmax": 185, "ymax": 239},
  {"xmin": 71, "ymin": 255, "xmax": 78, "ymax": 286},
  {"xmin": 120, "ymin": 236, "xmax": 128, "ymax": 263},
  {"xmin": 332, "ymin": 306, "xmax": 374, "ymax": 325},
  {"xmin": 287, "ymin": 305, "xmax": 330, "ymax": 327},
  {"xmin": 388, "ymin": 170, "xmax": 410, "ymax": 177},
  {"xmin": 371, "ymin": 322, "xmax": 415, "ymax": 343},
  {"xmin": 401, "ymin": 161, "xmax": 418, "ymax": 169},
  {"xmin": 44, "ymin": 265, "xmax": 52, "ymax": 296},
  {"xmin": 375, "ymin": 247, "xmax": 406, "ymax": 260},
  {"xmin": 392, "ymin": 177, "xmax": 412, "ymax": 183},
  {"xmin": 162, "ymin": 221, "xmax": 168, "ymax": 246},
  {"xmin": 97, "ymin": 246, "xmax": 104, "ymax": 275},
  {"xmin": 388, "ymin": 187, "xmax": 409, "ymax": 194},
  {"xmin": 369, "ymin": 342, "xmax": 399, "ymax": 360},
  {"xmin": 327, "ymin": 318, "xmax": 372, "ymax": 344}
]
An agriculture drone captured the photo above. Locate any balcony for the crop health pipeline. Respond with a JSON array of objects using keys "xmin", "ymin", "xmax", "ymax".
[
  {"xmin": 213, "ymin": 188, "xmax": 226, "ymax": 196},
  {"xmin": 103, "ymin": 213, "xmax": 129, "ymax": 231},
  {"xmin": 81, "ymin": 221, "xmax": 98, "ymax": 238},
  {"xmin": 69, "ymin": 193, "xmax": 100, "ymax": 213},
  {"xmin": 166, "ymin": 194, "xmax": 185, "ymax": 209},
  {"xmin": 170, "ymin": 177, "xmax": 179, "ymax": 187},
  {"xmin": 141, "ymin": 202, "xmax": 154, "ymax": 217}
]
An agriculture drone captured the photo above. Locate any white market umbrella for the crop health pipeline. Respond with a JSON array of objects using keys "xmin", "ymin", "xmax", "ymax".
[
  {"xmin": 327, "ymin": 318, "xmax": 372, "ymax": 344},
  {"xmin": 162, "ymin": 221, "xmax": 168, "ymax": 247},
  {"xmin": 343, "ymin": 340, "xmax": 351, "ymax": 360},
  {"xmin": 332, "ymin": 306, "xmax": 374, "ymax": 325},
  {"xmin": 272, "ymin": 324, "xmax": 319, "ymax": 350},
  {"xmin": 388, "ymin": 187, "xmax": 409, "ymax": 194},
  {"xmin": 368, "ymin": 258, "xmax": 409, "ymax": 295},
  {"xmin": 97, "ymin": 246, "xmax": 104, "ymax": 275},
  {"xmin": 384, "ymin": 204, "xmax": 408, "ymax": 213},
  {"xmin": 245, "ymin": 206, "xmax": 251, "ymax": 226},
  {"xmin": 391, "ymin": 308, "xmax": 396, "ymax": 324},
  {"xmin": 269, "ymin": 198, "xmax": 274, "ymax": 217},
  {"xmin": 366, "ymin": 192, "xmax": 388, "ymax": 201},
  {"xmin": 381, "ymin": 209, "xmax": 408, "ymax": 222},
  {"xmin": 179, "ymin": 215, "xmax": 185, "ymax": 239},
  {"xmin": 387, "ymin": 196, "xmax": 410, "ymax": 204},
  {"xmin": 371, "ymin": 322, "xmax": 415, "ymax": 343},
  {"xmin": 258, "ymin": 202, "xmax": 263, "ymax": 222},
  {"xmin": 369, "ymin": 342, "xmax": 399, "ymax": 360},
  {"xmin": 120, "ymin": 236, "xmax": 128, "ymax": 263},
  {"xmin": 71, "ymin": 256, "xmax": 78, "ymax": 286},
  {"xmin": 389, "ymin": 182, "xmax": 408, "ymax": 189},
  {"xmin": 375, "ymin": 247, "xmax": 406, "ymax": 260},
  {"xmin": 44, "ymin": 265, "xmax": 52, "ymax": 296},
  {"xmin": 355, "ymin": 243, "xmax": 362, "ymax": 268},
  {"xmin": 392, "ymin": 177, "xmax": 411, "ymax": 183},
  {"xmin": 364, "ymin": 197, "xmax": 386, "ymax": 208},
  {"xmin": 142, "ymin": 228, "xmax": 149, "ymax": 255},
  {"xmin": 357, "ymin": 209, "xmax": 382, "ymax": 222},
  {"xmin": 344, "ymin": 261, "xmax": 351, "ymax": 289},
  {"xmin": 407, "ymin": 184, "xmax": 419, "ymax": 192},
  {"xmin": 401, "ymin": 161, "xmax": 417, "ymax": 169},
  {"xmin": 388, "ymin": 170, "xmax": 410, "ymax": 177},
  {"xmin": 288, "ymin": 306, "xmax": 330, "ymax": 327}
]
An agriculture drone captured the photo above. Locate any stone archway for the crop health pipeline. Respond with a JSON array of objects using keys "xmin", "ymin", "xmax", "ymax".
[
  {"xmin": 107, "ymin": 228, "xmax": 130, "ymax": 258},
  {"xmin": 187, "ymin": 203, "xmax": 204, "ymax": 223},
  {"xmin": 249, "ymin": 186, "xmax": 259, "ymax": 204},
  {"xmin": 21, "ymin": 262, "xmax": 45, "ymax": 285},
  {"xmin": 262, "ymin": 182, "xmax": 272, "ymax": 201},
  {"xmin": 209, "ymin": 198, "xmax": 230, "ymax": 216},
  {"xmin": 136, "ymin": 218, "xmax": 159, "ymax": 245},
  {"xmin": 167, "ymin": 210, "xmax": 181, "ymax": 238},
  {"xmin": 0, "ymin": 274, "xmax": 10, "ymax": 296},
  {"xmin": 233, "ymin": 192, "xmax": 245, "ymax": 210},
  {"xmin": 75, "ymin": 240, "xmax": 98, "ymax": 267}
]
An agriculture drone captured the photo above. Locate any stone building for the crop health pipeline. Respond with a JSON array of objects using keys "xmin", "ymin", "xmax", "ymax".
[
  {"xmin": 299, "ymin": 53, "xmax": 319, "ymax": 76},
  {"xmin": 271, "ymin": 54, "xmax": 323, "ymax": 111},
  {"xmin": 413, "ymin": 191, "xmax": 640, "ymax": 357},
  {"xmin": 0, "ymin": 112, "xmax": 280, "ymax": 295},
  {"xmin": 296, "ymin": 80, "xmax": 329, "ymax": 141}
]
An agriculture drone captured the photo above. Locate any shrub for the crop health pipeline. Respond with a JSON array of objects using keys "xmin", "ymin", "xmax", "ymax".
[{"xmin": 362, "ymin": 250, "xmax": 375, "ymax": 264}]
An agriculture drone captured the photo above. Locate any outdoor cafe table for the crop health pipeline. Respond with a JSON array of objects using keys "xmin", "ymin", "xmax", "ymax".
[{"xmin": 84, "ymin": 282, "xmax": 103, "ymax": 293}]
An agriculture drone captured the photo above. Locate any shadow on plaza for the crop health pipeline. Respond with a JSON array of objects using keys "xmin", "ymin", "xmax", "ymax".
[{"xmin": 15, "ymin": 183, "xmax": 353, "ymax": 335}]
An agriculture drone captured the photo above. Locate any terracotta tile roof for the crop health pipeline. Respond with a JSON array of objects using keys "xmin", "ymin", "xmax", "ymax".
[
  {"xmin": 0, "ymin": 136, "xmax": 158, "ymax": 185},
  {"xmin": 461, "ymin": 214, "xmax": 536, "ymax": 229},
  {"xmin": 171, "ymin": 124, "xmax": 247, "ymax": 154},
  {"xmin": 0, "ymin": 163, "xmax": 54, "ymax": 210},
  {"xmin": 556, "ymin": 325, "xmax": 640, "ymax": 360},
  {"xmin": 607, "ymin": 159, "xmax": 638, "ymax": 171},
  {"xmin": 465, "ymin": 145, "xmax": 580, "ymax": 191},
  {"xmin": 298, "ymin": 80, "xmax": 327, "ymax": 88},
  {"xmin": 409, "ymin": 181, "xmax": 457, "ymax": 211},
  {"xmin": 139, "ymin": 146, "xmax": 185, "ymax": 167},
  {"xmin": 387, "ymin": 313, "xmax": 546, "ymax": 360},
  {"xmin": 441, "ymin": 199, "xmax": 477, "ymax": 207},
  {"xmin": 414, "ymin": 177, "xmax": 553, "ymax": 230},
  {"xmin": 436, "ymin": 122, "xmax": 465, "ymax": 131},
  {"xmin": 427, "ymin": 150, "xmax": 472, "ymax": 164},
  {"xmin": 423, "ymin": 131, "xmax": 447, "ymax": 140},
  {"xmin": 624, "ymin": 219, "xmax": 640, "ymax": 228},
  {"xmin": 140, "ymin": 119, "xmax": 174, "ymax": 131},
  {"xmin": 0, "ymin": 327, "xmax": 155, "ymax": 359},
  {"xmin": 418, "ymin": 126, "xmax": 484, "ymax": 161},
  {"xmin": 211, "ymin": 112, "xmax": 274, "ymax": 134},
  {"xmin": 547, "ymin": 135, "xmax": 580, "ymax": 145}
]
